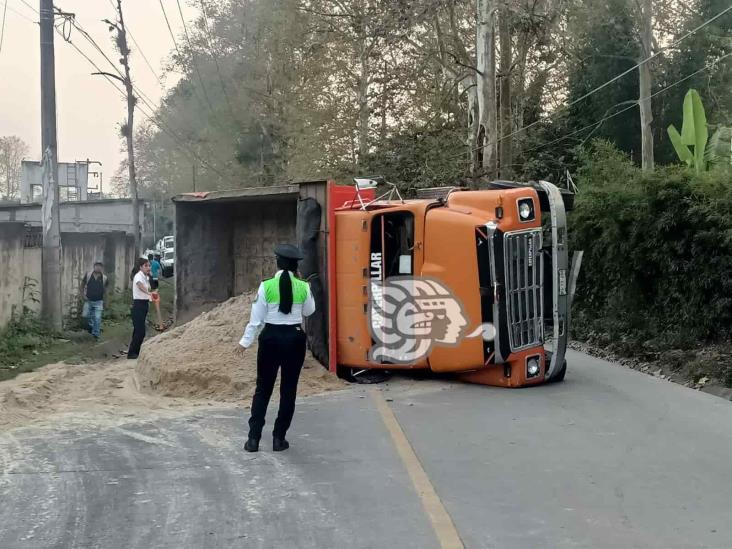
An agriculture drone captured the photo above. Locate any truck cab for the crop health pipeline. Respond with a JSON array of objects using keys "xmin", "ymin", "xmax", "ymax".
[{"xmin": 329, "ymin": 179, "xmax": 581, "ymax": 387}]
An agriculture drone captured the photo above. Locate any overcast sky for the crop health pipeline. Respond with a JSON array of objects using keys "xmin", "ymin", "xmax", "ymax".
[{"xmin": 0, "ymin": 0, "xmax": 199, "ymax": 191}]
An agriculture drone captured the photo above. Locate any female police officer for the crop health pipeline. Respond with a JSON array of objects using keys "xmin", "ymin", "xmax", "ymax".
[{"xmin": 236, "ymin": 244, "xmax": 315, "ymax": 452}]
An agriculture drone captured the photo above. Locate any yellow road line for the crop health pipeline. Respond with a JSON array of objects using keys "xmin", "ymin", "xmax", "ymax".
[{"xmin": 370, "ymin": 388, "xmax": 464, "ymax": 549}]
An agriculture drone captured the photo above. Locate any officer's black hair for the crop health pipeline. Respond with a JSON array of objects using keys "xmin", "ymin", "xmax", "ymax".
[{"xmin": 276, "ymin": 256, "xmax": 299, "ymax": 314}]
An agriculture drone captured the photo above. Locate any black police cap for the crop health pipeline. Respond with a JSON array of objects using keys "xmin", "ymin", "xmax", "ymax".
[{"xmin": 274, "ymin": 244, "xmax": 304, "ymax": 260}]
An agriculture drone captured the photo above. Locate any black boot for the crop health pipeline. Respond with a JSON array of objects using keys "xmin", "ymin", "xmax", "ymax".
[
  {"xmin": 244, "ymin": 437, "xmax": 260, "ymax": 452},
  {"xmin": 272, "ymin": 437, "xmax": 289, "ymax": 452}
]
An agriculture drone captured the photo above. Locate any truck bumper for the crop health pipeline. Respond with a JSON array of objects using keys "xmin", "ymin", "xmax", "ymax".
[{"xmin": 538, "ymin": 181, "xmax": 582, "ymax": 383}]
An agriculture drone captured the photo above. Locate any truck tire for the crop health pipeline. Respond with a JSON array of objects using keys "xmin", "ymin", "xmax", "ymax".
[
  {"xmin": 551, "ymin": 360, "xmax": 567, "ymax": 383},
  {"xmin": 337, "ymin": 366, "xmax": 391, "ymax": 384}
]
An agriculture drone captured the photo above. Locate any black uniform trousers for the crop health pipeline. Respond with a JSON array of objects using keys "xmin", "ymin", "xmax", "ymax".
[
  {"xmin": 128, "ymin": 300, "xmax": 149, "ymax": 358},
  {"xmin": 248, "ymin": 323, "xmax": 307, "ymax": 440}
]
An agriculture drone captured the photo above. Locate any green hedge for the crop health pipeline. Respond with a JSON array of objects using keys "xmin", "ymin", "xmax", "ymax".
[{"xmin": 571, "ymin": 141, "xmax": 732, "ymax": 352}]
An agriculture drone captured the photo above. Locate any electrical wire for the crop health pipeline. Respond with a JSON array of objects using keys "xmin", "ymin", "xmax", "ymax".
[
  {"xmin": 5, "ymin": 1, "xmax": 34, "ymax": 23},
  {"xmin": 466, "ymin": 4, "xmax": 732, "ymax": 157},
  {"xmin": 44, "ymin": 21, "xmax": 233, "ymax": 182},
  {"xmin": 158, "ymin": 0, "xmax": 181, "ymax": 58},
  {"xmin": 105, "ymin": 0, "xmax": 162, "ymax": 89},
  {"xmin": 0, "ymin": 1, "xmax": 9, "ymax": 53},
  {"xmin": 158, "ymin": 0, "xmax": 214, "ymax": 118},
  {"xmin": 174, "ymin": 0, "xmax": 215, "ymax": 114},
  {"xmin": 54, "ymin": 5, "xmax": 230, "ymax": 182},
  {"xmin": 198, "ymin": 0, "xmax": 234, "ymax": 115},
  {"xmin": 519, "ymin": 52, "xmax": 732, "ymax": 157}
]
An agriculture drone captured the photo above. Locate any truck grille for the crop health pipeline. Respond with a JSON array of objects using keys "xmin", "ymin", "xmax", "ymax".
[{"xmin": 503, "ymin": 230, "xmax": 543, "ymax": 350}]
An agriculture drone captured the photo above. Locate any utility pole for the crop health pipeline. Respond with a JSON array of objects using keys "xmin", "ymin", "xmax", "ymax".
[
  {"xmin": 639, "ymin": 0, "xmax": 654, "ymax": 171},
  {"xmin": 40, "ymin": 0, "xmax": 63, "ymax": 330},
  {"xmin": 192, "ymin": 163, "xmax": 196, "ymax": 192}
]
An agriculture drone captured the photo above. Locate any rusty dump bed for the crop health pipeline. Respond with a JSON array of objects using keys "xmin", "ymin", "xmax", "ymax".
[{"xmin": 328, "ymin": 181, "xmax": 581, "ymax": 388}]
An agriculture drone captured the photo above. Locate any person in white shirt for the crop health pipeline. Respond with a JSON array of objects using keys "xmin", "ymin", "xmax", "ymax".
[
  {"xmin": 127, "ymin": 257, "xmax": 156, "ymax": 359},
  {"xmin": 236, "ymin": 244, "xmax": 316, "ymax": 452}
]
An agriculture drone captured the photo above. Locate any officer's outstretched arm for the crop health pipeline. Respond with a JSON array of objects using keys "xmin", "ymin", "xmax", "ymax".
[{"xmin": 239, "ymin": 283, "xmax": 267, "ymax": 348}]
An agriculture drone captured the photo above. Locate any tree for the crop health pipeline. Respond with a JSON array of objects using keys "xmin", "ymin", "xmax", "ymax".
[
  {"xmin": 0, "ymin": 136, "xmax": 29, "ymax": 200},
  {"xmin": 476, "ymin": 0, "xmax": 498, "ymax": 176},
  {"xmin": 101, "ymin": 0, "xmax": 141, "ymax": 253},
  {"xmin": 656, "ymin": 0, "xmax": 731, "ymax": 164},
  {"xmin": 565, "ymin": 0, "xmax": 641, "ymax": 159}
]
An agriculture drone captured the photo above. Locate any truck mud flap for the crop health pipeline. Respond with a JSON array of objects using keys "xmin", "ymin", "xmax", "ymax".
[{"xmin": 537, "ymin": 181, "xmax": 571, "ymax": 381}]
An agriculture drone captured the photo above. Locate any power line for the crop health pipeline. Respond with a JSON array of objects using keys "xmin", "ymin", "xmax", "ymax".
[
  {"xmin": 55, "ymin": 6, "xmax": 231, "ymax": 182},
  {"xmin": 158, "ymin": 0, "xmax": 213, "ymax": 118},
  {"xmin": 16, "ymin": 0, "xmax": 40, "ymax": 14},
  {"xmin": 105, "ymin": 0, "xmax": 162, "ymax": 89},
  {"xmin": 5, "ymin": 1, "xmax": 35, "ymax": 23},
  {"xmin": 42, "ymin": 18, "xmax": 233, "ymax": 183},
  {"xmin": 520, "ymin": 52, "xmax": 732, "ymax": 157},
  {"xmin": 66, "ymin": 16, "xmax": 159, "ymax": 111},
  {"xmin": 158, "ymin": 0, "xmax": 181, "ymax": 57},
  {"xmin": 467, "ymin": 3, "xmax": 732, "ymax": 158},
  {"xmin": 1, "ymin": 1, "xmax": 8, "ymax": 53},
  {"xmin": 198, "ymin": 0, "xmax": 234, "ymax": 115},
  {"xmin": 174, "ymin": 0, "xmax": 215, "ymax": 114}
]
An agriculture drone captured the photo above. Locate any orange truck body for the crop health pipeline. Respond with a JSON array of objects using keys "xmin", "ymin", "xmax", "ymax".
[{"xmin": 326, "ymin": 181, "xmax": 581, "ymax": 387}]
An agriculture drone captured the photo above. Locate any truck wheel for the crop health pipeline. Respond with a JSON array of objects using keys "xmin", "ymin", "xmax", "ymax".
[
  {"xmin": 550, "ymin": 360, "xmax": 567, "ymax": 383},
  {"xmin": 337, "ymin": 367, "xmax": 391, "ymax": 384},
  {"xmin": 336, "ymin": 366, "xmax": 356, "ymax": 382}
]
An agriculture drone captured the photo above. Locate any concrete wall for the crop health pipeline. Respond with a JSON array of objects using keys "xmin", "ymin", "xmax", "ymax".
[
  {"xmin": 0, "ymin": 199, "xmax": 140, "ymax": 235},
  {"xmin": 0, "ymin": 224, "xmax": 134, "ymax": 329},
  {"xmin": 175, "ymin": 196, "xmax": 298, "ymax": 324},
  {"xmin": 21, "ymin": 161, "xmax": 89, "ymax": 203},
  {"xmin": 0, "ymin": 224, "xmax": 29, "ymax": 327}
]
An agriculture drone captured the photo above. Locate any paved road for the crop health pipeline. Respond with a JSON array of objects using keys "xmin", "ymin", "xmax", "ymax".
[{"xmin": 2, "ymin": 350, "xmax": 732, "ymax": 548}]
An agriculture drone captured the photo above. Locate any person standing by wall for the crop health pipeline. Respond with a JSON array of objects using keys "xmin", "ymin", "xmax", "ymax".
[
  {"xmin": 127, "ymin": 257, "xmax": 155, "ymax": 359},
  {"xmin": 81, "ymin": 262, "xmax": 108, "ymax": 340},
  {"xmin": 236, "ymin": 244, "xmax": 315, "ymax": 453}
]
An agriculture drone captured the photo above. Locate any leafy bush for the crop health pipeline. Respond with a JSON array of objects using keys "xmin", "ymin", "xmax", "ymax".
[
  {"xmin": 0, "ymin": 311, "xmax": 57, "ymax": 368},
  {"xmin": 572, "ymin": 140, "xmax": 732, "ymax": 350}
]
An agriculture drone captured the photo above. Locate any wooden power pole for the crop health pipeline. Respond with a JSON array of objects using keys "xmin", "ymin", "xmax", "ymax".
[
  {"xmin": 639, "ymin": 0, "xmax": 654, "ymax": 171},
  {"xmin": 40, "ymin": 0, "xmax": 63, "ymax": 330}
]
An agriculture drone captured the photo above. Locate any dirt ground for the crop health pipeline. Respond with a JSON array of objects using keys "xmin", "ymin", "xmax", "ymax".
[{"xmin": 0, "ymin": 292, "xmax": 344, "ymax": 431}]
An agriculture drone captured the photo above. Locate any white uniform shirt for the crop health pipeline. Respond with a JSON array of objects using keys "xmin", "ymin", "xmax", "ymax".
[
  {"xmin": 239, "ymin": 271, "xmax": 316, "ymax": 348},
  {"xmin": 132, "ymin": 270, "xmax": 151, "ymax": 301}
]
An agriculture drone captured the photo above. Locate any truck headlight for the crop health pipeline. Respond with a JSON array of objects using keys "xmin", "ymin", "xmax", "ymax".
[
  {"xmin": 526, "ymin": 356, "xmax": 541, "ymax": 378},
  {"xmin": 518, "ymin": 198, "xmax": 535, "ymax": 222}
]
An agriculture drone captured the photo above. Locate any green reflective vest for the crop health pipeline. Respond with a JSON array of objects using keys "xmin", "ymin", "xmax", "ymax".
[{"xmin": 263, "ymin": 272, "xmax": 309, "ymax": 304}]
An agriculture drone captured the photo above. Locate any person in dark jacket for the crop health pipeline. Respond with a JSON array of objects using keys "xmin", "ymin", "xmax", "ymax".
[{"xmin": 81, "ymin": 262, "xmax": 108, "ymax": 340}]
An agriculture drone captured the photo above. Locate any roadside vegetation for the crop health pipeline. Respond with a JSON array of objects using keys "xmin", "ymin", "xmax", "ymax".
[
  {"xmin": 0, "ymin": 279, "xmax": 174, "ymax": 382},
  {"xmin": 572, "ymin": 140, "xmax": 732, "ymax": 389}
]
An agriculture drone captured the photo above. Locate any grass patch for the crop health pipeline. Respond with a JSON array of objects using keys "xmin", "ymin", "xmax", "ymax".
[{"xmin": 0, "ymin": 277, "xmax": 175, "ymax": 382}]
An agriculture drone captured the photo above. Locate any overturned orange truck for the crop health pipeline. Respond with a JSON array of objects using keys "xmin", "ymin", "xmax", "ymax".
[{"xmin": 173, "ymin": 178, "xmax": 581, "ymax": 387}]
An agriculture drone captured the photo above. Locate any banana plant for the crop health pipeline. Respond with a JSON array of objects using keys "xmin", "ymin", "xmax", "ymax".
[
  {"xmin": 667, "ymin": 89, "xmax": 708, "ymax": 173},
  {"xmin": 705, "ymin": 126, "xmax": 732, "ymax": 169}
]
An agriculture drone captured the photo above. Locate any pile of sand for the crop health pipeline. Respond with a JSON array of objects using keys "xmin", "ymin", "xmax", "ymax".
[
  {"xmin": 0, "ymin": 292, "xmax": 343, "ymax": 431},
  {"xmin": 135, "ymin": 292, "xmax": 343, "ymax": 401},
  {"xmin": 0, "ymin": 360, "xmax": 200, "ymax": 430}
]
